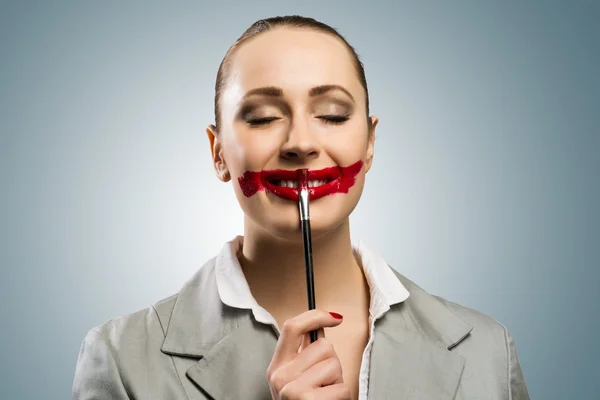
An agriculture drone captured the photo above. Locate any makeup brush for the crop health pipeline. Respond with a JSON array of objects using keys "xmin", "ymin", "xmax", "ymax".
[{"xmin": 297, "ymin": 169, "xmax": 318, "ymax": 343}]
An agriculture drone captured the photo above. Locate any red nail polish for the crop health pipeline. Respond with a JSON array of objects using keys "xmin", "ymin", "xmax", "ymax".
[{"xmin": 329, "ymin": 312, "xmax": 343, "ymax": 319}]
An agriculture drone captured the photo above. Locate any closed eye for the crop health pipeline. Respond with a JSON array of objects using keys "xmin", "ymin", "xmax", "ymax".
[
  {"xmin": 318, "ymin": 115, "xmax": 350, "ymax": 124},
  {"xmin": 247, "ymin": 117, "xmax": 280, "ymax": 126}
]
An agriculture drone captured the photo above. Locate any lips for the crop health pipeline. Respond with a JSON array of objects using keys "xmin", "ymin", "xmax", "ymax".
[{"xmin": 238, "ymin": 159, "xmax": 363, "ymax": 201}]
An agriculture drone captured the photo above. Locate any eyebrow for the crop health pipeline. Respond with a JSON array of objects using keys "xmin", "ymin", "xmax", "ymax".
[{"xmin": 242, "ymin": 85, "xmax": 355, "ymax": 102}]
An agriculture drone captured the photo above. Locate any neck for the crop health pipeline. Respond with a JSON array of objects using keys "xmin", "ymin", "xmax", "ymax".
[{"xmin": 239, "ymin": 216, "xmax": 369, "ymax": 321}]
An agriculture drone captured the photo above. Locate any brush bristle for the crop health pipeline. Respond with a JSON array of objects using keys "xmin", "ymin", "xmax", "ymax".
[{"xmin": 296, "ymin": 169, "xmax": 309, "ymax": 190}]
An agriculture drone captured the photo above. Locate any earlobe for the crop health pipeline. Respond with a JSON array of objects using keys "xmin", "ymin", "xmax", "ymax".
[
  {"xmin": 218, "ymin": 166, "xmax": 231, "ymax": 182},
  {"xmin": 206, "ymin": 125, "xmax": 231, "ymax": 182},
  {"xmin": 365, "ymin": 116, "xmax": 379, "ymax": 173}
]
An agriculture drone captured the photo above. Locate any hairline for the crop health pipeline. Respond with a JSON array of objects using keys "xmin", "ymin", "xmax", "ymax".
[{"xmin": 215, "ymin": 24, "xmax": 370, "ymax": 131}]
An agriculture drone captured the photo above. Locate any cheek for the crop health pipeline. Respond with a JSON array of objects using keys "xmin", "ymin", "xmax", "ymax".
[
  {"xmin": 224, "ymin": 131, "xmax": 274, "ymax": 175},
  {"xmin": 222, "ymin": 131, "xmax": 282, "ymax": 203},
  {"xmin": 323, "ymin": 124, "xmax": 370, "ymax": 164}
]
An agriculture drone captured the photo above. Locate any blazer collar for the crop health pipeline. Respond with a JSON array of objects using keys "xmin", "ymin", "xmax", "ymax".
[{"xmin": 160, "ymin": 258, "xmax": 473, "ymax": 400}]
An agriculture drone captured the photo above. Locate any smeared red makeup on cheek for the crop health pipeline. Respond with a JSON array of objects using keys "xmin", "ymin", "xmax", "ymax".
[{"xmin": 238, "ymin": 159, "xmax": 363, "ymax": 201}]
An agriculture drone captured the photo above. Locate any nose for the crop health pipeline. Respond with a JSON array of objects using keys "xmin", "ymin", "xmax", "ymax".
[{"xmin": 280, "ymin": 120, "xmax": 320, "ymax": 163}]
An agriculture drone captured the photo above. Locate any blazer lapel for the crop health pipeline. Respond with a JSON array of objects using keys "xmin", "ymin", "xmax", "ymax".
[
  {"xmin": 368, "ymin": 269, "xmax": 473, "ymax": 400},
  {"xmin": 159, "ymin": 258, "xmax": 277, "ymax": 400},
  {"xmin": 185, "ymin": 319, "xmax": 276, "ymax": 400}
]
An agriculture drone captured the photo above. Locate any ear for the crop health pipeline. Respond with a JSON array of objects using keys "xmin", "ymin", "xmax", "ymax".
[
  {"xmin": 206, "ymin": 124, "xmax": 230, "ymax": 182},
  {"xmin": 364, "ymin": 116, "xmax": 379, "ymax": 174}
]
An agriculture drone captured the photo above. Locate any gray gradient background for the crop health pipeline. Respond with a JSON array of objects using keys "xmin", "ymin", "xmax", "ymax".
[{"xmin": 1, "ymin": 1, "xmax": 598, "ymax": 399}]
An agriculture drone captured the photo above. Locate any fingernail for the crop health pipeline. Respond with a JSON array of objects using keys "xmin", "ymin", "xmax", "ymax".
[{"xmin": 329, "ymin": 312, "xmax": 343, "ymax": 319}]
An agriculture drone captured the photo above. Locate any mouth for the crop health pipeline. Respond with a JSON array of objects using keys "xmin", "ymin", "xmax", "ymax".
[
  {"xmin": 238, "ymin": 160, "xmax": 363, "ymax": 201},
  {"xmin": 261, "ymin": 168, "xmax": 340, "ymax": 200},
  {"xmin": 266, "ymin": 179, "xmax": 334, "ymax": 188}
]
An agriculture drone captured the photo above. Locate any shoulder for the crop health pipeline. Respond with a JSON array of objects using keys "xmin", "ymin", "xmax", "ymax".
[
  {"xmin": 434, "ymin": 295, "xmax": 529, "ymax": 398},
  {"xmin": 432, "ymin": 293, "xmax": 522, "ymax": 361},
  {"xmin": 87, "ymin": 292, "xmax": 179, "ymax": 345},
  {"xmin": 72, "ymin": 257, "xmax": 219, "ymax": 399},
  {"xmin": 389, "ymin": 267, "xmax": 512, "ymax": 365},
  {"xmin": 73, "ymin": 293, "xmax": 184, "ymax": 399},
  {"xmin": 87, "ymin": 256, "xmax": 218, "ymax": 346},
  {"xmin": 434, "ymin": 294, "xmax": 509, "ymax": 339},
  {"xmin": 390, "ymin": 268, "xmax": 530, "ymax": 398},
  {"xmin": 76, "ymin": 292, "xmax": 181, "ymax": 381},
  {"xmin": 76, "ymin": 257, "xmax": 218, "ymax": 362},
  {"xmin": 391, "ymin": 267, "xmax": 509, "ymax": 342}
]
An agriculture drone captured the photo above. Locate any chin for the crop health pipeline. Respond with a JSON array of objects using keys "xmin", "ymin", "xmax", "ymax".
[
  {"xmin": 308, "ymin": 196, "xmax": 355, "ymax": 238},
  {"xmin": 249, "ymin": 193, "xmax": 357, "ymax": 243}
]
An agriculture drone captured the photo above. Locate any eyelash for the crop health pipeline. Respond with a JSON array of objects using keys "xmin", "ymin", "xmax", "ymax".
[
  {"xmin": 320, "ymin": 115, "xmax": 350, "ymax": 124},
  {"xmin": 247, "ymin": 117, "xmax": 279, "ymax": 126},
  {"xmin": 247, "ymin": 115, "xmax": 350, "ymax": 126}
]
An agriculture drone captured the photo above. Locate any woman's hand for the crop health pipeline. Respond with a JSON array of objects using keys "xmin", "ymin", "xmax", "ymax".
[{"xmin": 266, "ymin": 309, "xmax": 351, "ymax": 400}]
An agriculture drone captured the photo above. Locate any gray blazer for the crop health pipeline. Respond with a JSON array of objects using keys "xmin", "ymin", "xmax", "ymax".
[{"xmin": 73, "ymin": 258, "xmax": 530, "ymax": 399}]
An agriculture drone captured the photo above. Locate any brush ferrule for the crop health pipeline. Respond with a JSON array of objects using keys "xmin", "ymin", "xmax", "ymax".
[{"xmin": 299, "ymin": 189, "xmax": 309, "ymax": 221}]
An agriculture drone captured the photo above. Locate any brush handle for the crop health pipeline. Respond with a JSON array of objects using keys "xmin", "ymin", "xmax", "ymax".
[{"xmin": 300, "ymin": 218, "xmax": 318, "ymax": 343}]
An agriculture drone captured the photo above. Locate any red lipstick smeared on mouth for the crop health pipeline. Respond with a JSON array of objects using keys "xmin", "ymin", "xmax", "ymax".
[{"xmin": 238, "ymin": 159, "xmax": 363, "ymax": 201}]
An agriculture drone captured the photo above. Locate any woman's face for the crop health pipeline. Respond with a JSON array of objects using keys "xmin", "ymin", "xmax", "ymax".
[{"xmin": 208, "ymin": 27, "xmax": 378, "ymax": 241}]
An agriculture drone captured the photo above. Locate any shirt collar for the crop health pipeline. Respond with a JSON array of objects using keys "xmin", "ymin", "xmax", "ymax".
[
  {"xmin": 215, "ymin": 236, "xmax": 410, "ymax": 327},
  {"xmin": 353, "ymin": 238, "xmax": 411, "ymax": 318}
]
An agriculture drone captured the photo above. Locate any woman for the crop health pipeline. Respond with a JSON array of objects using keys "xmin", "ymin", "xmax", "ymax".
[{"xmin": 73, "ymin": 15, "xmax": 530, "ymax": 400}]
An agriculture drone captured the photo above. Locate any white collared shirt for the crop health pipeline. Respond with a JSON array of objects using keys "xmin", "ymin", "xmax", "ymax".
[{"xmin": 215, "ymin": 236, "xmax": 410, "ymax": 400}]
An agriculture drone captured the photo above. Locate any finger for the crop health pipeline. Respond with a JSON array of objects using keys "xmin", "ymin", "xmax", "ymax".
[
  {"xmin": 298, "ymin": 328, "xmax": 325, "ymax": 353},
  {"xmin": 275, "ymin": 337, "xmax": 338, "ymax": 384},
  {"xmin": 280, "ymin": 382, "xmax": 351, "ymax": 400},
  {"xmin": 271, "ymin": 310, "xmax": 343, "ymax": 366},
  {"xmin": 310, "ymin": 383, "xmax": 352, "ymax": 400},
  {"xmin": 295, "ymin": 356, "xmax": 345, "ymax": 388}
]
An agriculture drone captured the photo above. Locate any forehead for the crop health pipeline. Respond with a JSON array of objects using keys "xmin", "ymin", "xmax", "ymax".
[{"xmin": 225, "ymin": 27, "xmax": 362, "ymax": 101}]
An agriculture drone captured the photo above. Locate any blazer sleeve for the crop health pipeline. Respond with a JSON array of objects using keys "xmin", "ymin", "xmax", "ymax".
[
  {"xmin": 504, "ymin": 326, "xmax": 530, "ymax": 400},
  {"xmin": 72, "ymin": 329, "xmax": 131, "ymax": 400}
]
